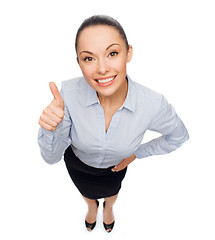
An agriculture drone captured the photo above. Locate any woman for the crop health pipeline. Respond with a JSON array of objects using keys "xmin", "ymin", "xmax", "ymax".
[{"xmin": 38, "ymin": 15, "xmax": 189, "ymax": 232}]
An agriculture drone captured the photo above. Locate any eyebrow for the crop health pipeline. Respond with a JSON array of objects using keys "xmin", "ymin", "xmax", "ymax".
[
  {"xmin": 106, "ymin": 43, "xmax": 120, "ymax": 50},
  {"xmin": 80, "ymin": 43, "xmax": 120, "ymax": 55}
]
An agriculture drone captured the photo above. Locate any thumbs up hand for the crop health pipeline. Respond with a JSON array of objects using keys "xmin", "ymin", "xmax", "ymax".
[{"xmin": 39, "ymin": 82, "xmax": 65, "ymax": 131}]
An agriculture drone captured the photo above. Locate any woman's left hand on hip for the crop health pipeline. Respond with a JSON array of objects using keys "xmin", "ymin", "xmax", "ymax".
[{"xmin": 111, "ymin": 154, "xmax": 136, "ymax": 172}]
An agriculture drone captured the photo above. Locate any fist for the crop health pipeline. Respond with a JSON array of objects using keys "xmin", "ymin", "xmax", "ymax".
[{"xmin": 38, "ymin": 82, "xmax": 65, "ymax": 131}]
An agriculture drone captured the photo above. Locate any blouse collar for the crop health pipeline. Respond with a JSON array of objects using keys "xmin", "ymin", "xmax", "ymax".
[{"xmin": 86, "ymin": 75, "xmax": 136, "ymax": 112}]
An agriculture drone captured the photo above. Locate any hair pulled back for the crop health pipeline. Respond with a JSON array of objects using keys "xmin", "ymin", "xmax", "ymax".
[{"xmin": 75, "ymin": 15, "xmax": 129, "ymax": 53}]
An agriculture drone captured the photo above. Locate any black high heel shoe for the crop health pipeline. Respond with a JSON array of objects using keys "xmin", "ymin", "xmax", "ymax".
[
  {"xmin": 103, "ymin": 201, "xmax": 115, "ymax": 233},
  {"xmin": 85, "ymin": 200, "xmax": 99, "ymax": 231}
]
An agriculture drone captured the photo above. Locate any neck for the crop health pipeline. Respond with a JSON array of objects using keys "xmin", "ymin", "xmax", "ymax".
[{"xmin": 97, "ymin": 78, "xmax": 128, "ymax": 109}]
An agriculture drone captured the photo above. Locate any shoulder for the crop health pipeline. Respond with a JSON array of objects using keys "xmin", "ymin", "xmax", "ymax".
[
  {"xmin": 129, "ymin": 77, "xmax": 170, "ymax": 120},
  {"xmin": 60, "ymin": 76, "xmax": 91, "ymax": 106},
  {"xmin": 61, "ymin": 76, "xmax": 88, "ymax": 91},
  {"xmin": 129, "ymin": 77, "xmax": 163, "ymax": 104}
]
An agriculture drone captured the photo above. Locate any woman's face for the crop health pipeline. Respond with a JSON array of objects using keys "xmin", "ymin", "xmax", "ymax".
[{"xmin": 77, "ymin": 25, "xmax": 133, "ymax": 98}]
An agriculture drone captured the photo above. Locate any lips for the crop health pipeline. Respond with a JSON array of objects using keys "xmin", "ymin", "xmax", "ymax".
[
  {"xmin": 97, "ymin": 76, "xmax": 115, "ymax": 83},
  {"xmin": 94, "ymin": 75, "xmax": 117, "ymax": 87},
  {"xmin": 95, "ymin": 75, "xmax": 116, "ymax": 83}
]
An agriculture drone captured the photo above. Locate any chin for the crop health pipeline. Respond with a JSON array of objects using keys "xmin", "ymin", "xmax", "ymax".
[{"xmin": 96, "ymin": 87, "xmax": 117, "ymax": 97}]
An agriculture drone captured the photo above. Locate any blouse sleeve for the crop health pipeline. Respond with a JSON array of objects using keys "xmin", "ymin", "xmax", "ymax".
[{"xmin": 134, "ymin": 95, "xmax": 189, "ymax": 159}]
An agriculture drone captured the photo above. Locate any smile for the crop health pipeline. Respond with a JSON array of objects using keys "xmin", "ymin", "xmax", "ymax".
[
  {"xmin": 97, "ymin": 76, "xmax": 115, "ymax": 83},
  {"xmin": 95, "ymin": 75, "xmax": 117, "ymax": 87}
]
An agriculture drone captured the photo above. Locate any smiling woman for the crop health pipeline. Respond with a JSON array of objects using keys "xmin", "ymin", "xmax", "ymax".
[
  {"xmin": 38, "ymin": 15, "xmax": 189, "ymax": 233},
  {"xmin": 77, "ymin": 24, "xmax": 133, "ymax": 102}
]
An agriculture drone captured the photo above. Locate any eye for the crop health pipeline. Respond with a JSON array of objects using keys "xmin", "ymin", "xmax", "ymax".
[
  {"xmin": 109, "ymin": 51, "xmax": 118, "ymax": 57},
  {"xmin": 84, "ymin": 57, "xmax": 94, "ymax": 62}
]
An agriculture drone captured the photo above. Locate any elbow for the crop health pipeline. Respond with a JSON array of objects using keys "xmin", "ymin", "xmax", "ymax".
[
  {"xmin": 178, "ymin": 130, "xmax": 189, "ymax": 146},
  {"xmin": 167, "ymin": 119, "xmax": 190, "ymax": 149},
  {"xmin": 166, "ymin": 129, "xmax": 189, "ymax": 151},
  {"xmin": 40, "ymin": 152, "xmax": 61, "ymax": 165},
  {"xmin": 180, "ymin": 127, "xmax": 190, "ymax": 145}
]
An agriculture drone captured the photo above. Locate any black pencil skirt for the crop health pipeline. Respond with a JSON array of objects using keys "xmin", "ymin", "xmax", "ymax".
[{"xmin": 64, "ymin": 146, "xmax": 127, "ymax": 200}]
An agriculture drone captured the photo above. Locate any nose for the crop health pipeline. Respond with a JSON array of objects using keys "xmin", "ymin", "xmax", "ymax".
[{"xmin": 97, "ymin": 58, "xmax": 110, "ymax": 75}]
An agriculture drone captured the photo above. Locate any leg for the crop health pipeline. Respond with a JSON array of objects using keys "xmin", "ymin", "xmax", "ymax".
[
  {"xmin": 82, "ymin": 196, "xmax": 99, "ymax": 231},
  {"xmin": 103, "ymin": 194, "xmax": 118, "ymax": 232},
  {"xmin": 104, "ymin": 193, "xmax": 118, "ymax": 208}
]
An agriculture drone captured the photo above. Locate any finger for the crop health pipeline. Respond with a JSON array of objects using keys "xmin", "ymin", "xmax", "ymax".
[
  {"xmin": 112, "ymin": 158, "xmax": 129, "ymax": 172},
  {"xmin": 38, "ymin": 119, "xmax": 57, "ymax": 131},
  {"xmin": 111, "ymin": 166, "xmax": 117, "ymax": 172},
  {"xmin": 48, "ymin": 103, "xmax": 65, "ymax": 119},
  {"xmin": 112, "ymin": 164, "xmax": 124, "ymax": 172},
  {"xmin": 49, "ymin": 82, "xmax": 62, "ymax": 103},
  {"xmin": 43, "ymin": 107, "xmax": 62, "ymax": 123},
  {"xmin": 40, "ymin": 113, "xmax": 58, "ymax": 128}
]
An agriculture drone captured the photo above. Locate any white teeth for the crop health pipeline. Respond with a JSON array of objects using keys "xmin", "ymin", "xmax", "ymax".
[{"xmin": 97, "ymin": 76, "xmax": 115, "ymax": 83}]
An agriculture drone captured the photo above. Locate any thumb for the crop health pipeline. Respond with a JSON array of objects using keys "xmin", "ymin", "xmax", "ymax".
[
  {"xmin": 49, "ymin": 82, "xmax": 61, "ymax": 99},
  {"xmin": 49, "ymin": 82, "xmax": 62, "ymax": 100},
  {"xmin": 49, "ymin": 82, "xmax": 64, "ymax": 108}
]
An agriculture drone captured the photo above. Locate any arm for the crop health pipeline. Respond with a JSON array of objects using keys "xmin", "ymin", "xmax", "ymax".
[
  {"xmin": 134, "ymin": 95, "xmax": 189, "ymax": 159},
  {"xmin": 37, "ymin": 82, "xmax": 72, "ymax": 164},
  {"xmin": 37, "ymin": 104, "xmax": 72, "ymax": 164}
]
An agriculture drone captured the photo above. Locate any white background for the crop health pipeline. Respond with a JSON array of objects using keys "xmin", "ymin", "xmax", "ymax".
[{"xmin": 0, "ymin": 0, "xmax": 215, "ymax": 239}]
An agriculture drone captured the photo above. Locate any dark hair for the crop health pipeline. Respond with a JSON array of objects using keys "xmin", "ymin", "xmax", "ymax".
[{"xmin": 75, "ymin": 15, "xmax": 129, "ymax": 53}]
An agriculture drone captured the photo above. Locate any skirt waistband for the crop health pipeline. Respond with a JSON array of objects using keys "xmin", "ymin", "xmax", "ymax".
[{"xmin": 64, "ymin": 146, "xmax": 124, "ymax": 177}]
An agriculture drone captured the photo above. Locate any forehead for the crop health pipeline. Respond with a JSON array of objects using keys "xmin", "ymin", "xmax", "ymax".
[{"xmin": 77, "ymin": 25, "xmax": 124, "ymax": 53}]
